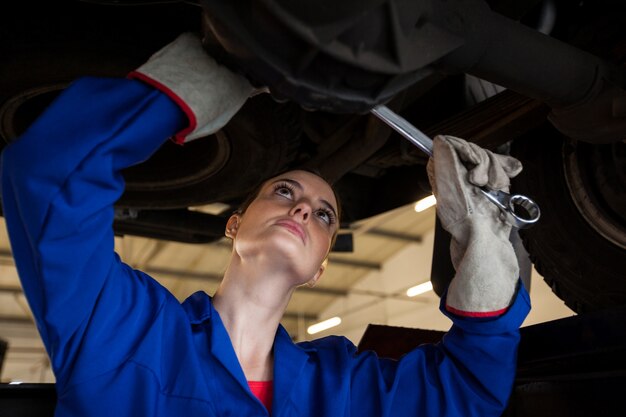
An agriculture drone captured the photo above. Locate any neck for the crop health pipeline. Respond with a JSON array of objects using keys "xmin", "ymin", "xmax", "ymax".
[{"xmin": 212, "ymin": 254, "xmax": 295, "ymax": 382}]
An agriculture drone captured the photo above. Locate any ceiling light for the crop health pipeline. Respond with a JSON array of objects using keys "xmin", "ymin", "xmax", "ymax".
[
  {"xmin": 307, "ymin": 317, "xmax": 341, "ymax": 335},
  {"xmin": 188, "ymin": 202, "xmax": 231, "ymax": 215},
  {"xmin": 414, "ymin": 195, "xmax": 437, "ymax": 212},
  {"xmin": 406, "ymin": 281, "xmax": 433, "ymax": 297}
]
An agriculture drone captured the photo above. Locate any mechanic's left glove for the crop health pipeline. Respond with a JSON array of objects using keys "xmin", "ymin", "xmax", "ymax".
[
  {"xmin": 427, "ymin": 135, "xmax": 523, "ymax": 317},
  {"xmin": 128, "ymin": 32, "xmax": 254, "ymax": 144}
]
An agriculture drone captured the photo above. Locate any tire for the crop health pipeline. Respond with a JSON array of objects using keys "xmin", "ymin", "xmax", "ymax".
[
  {"xmin": 511, "ymin": 123, "xmax": 626, "ymax": 313},
  {"xmin": 0, "ymin": 1, "xmax": 301, "ymax": 210},
  {"xmin": 119, "ymin": 94, "xmax": 303, "ymax": 208}
]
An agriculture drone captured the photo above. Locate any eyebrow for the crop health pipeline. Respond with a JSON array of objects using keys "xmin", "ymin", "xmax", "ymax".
[{"xmin": 271, "ymin": 178, "xmax": 338, "ymax": 219}]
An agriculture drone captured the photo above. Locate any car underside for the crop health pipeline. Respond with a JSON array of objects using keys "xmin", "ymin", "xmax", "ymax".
[{"xmin": 1, "ymin": 0, "xmax": 625, "ymax": 313}]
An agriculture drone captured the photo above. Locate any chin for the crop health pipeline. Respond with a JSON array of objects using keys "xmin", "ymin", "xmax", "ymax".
[
  {"xmin": 269, "ymin": 241, "xmax": 320, "ymax": 279},
  {"xmin": 238, "ymin": 232, "xmax": 321, "ymax": 277}
]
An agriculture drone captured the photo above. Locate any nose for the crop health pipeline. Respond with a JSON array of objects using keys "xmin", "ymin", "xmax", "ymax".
[{"xmin": 289, "ymin": 200, "xmax": 312, "ymax": 222}]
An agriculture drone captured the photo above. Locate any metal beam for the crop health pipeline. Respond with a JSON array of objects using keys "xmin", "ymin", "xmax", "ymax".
[
  {"xmin": 327, "ymin": 257, "xmax": 381, "ymax": 270},
  {"xmin": 0, "ymin": 311, "xmax": 314, "ymax": 329},
  {"xmin": 144, "ymin": 266, "xmax": 224, "ymax": 283},
  {"xmin": 0, "ymin": 266, "xmax": 407, "ymax": 301},
  {"xmin": 282, "ymin": 312, "xmax": 317, "ymax": 321},
  {"xmin": 0, "ymin": 252, "xmax": 352, "ymax": 298},
  {"xmin": 221, "ymin": 238, "xmax": 380, "ymax": 269},
  {"xmin": 144, "ymin": 266, "xmax": 349, "ymax": 297},
  {"xmin": 0, "ymin": 316, "xmax": 32, "ymax": 325},
  {"xmin": 366, "ymin": 228, "xmax": 423, "ymax": 243},
  {"xmin": 0, "ymin": 270, "xmax": 346, "ymax": 301},
  {"xmin": 0, "ymin": 251, "xmax": 402, "ymax": 306},
  {"xmin": 0, "ymin": 286, "xmax": 22, "ymax": 294},
  {"xmin": 5, "ymin": 346, "xmax": 46, "ymax": 354}
]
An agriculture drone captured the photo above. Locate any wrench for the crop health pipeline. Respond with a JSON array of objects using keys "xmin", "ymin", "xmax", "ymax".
[{"xmin": 370, "ymin": 105, "xmax": 540, "ymax": 229}]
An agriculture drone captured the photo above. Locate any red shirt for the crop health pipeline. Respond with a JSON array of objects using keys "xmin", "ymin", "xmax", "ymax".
[{"xmin": 248, "ymin": 381, "xmax": 273, "ymax": 412}]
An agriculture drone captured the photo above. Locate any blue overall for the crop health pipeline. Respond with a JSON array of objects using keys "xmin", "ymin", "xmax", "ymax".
[{"xmin": 0, "ymin": 77, "xmax": 531, "ymax": 416}]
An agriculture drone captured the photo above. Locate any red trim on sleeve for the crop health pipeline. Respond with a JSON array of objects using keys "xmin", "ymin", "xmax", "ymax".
[
  {"xmin": 127, "ymin": 71, "xmax": 196, "ymax": 144},
  {"xmin": 445, "ymin": 304, "xmax": 509, "ymax": 318},
  {"xmin": 248, "ymin": 381, "xmax": 273, "ymax": 412}
]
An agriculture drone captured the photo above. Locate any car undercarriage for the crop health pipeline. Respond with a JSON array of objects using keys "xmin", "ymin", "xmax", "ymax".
[{"xmin": 1, "ymin": 0, "xmax": 625, "ymax": 313}]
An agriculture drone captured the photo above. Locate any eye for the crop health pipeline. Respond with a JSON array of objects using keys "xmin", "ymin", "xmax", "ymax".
[
  {"xmin": 315, "ymin": 208, "xmax": 336, "ymax": 226},
  {"xmin": 273, "ymin": 182, "xmax": 295, "ymax": 198}
]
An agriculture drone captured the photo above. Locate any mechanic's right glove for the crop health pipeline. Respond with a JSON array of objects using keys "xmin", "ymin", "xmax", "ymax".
[
  {"xmin": 128, "ymin": 32, "xmax": 254, "ymax": 144},
  {"xmin": 427, "ymin": 135, "xmax": 523, "ymax": 317}
]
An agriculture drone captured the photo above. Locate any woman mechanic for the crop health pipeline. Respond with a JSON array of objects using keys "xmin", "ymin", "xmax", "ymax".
[{"xmin": 0, "ymin": 33, "xmax": 530, "ymax": 416}]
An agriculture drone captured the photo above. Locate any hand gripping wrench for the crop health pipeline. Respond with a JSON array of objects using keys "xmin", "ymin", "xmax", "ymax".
[{"xmin": 370, "ymin": 105, "xmax": 540, "ymax": 229}]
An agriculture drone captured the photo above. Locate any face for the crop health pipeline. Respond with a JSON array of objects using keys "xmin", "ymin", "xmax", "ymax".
[{"xmin": 226, "ymin": 170, "xmax": 339, "ymax": 287}]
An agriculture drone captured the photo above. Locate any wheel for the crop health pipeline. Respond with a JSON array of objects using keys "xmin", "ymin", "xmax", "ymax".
[
  {"xmin": 0, "ymin": 1, "xmax": 301, "ymax": 210},
  {"xmin": 511, "ymin": 123, "xmax": 626, "ymax": 312}
]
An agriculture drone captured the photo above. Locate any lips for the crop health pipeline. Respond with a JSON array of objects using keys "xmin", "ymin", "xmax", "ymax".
[{"xmin": 275, "ymin": 219, "xmax": 306, "ymax": 243}]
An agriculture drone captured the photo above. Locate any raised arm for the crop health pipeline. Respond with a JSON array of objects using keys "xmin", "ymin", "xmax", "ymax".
[
  {"xmin": 339, "ymin": 136, "xmax": 530, "ymax": 416},
  {"xmin": 390, "ymin": 134, "xmax": 530, "ymax": 415},
  {"xmin": 1, "ymin": 77, "xmax": 186, "ymax": 386},
  {"xmin": 0, "ymin": 33, "xmax": 251, "ymax": 389}
]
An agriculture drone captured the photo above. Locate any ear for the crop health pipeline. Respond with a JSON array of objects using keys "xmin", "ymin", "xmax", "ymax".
[
  {"xmin": 225, "ymin": 214, "xmax": 241, "ymax": 239},
  {"xmin": 306, "ymin": 258, "xmax": 328, "ymax": 288}
]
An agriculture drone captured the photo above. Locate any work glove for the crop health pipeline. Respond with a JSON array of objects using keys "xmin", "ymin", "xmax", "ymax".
[
  {"xmin": 128, "ymin": 32, "xmax": 254, "ymax": 144},
  {"xmin": 427, "ymin": 135, "xmax": 523, "ymax": 317}
]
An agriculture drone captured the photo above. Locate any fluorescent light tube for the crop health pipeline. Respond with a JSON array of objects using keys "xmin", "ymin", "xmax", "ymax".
[
  {"xmin": 406, "ymin": 281, "xmax": 433, "ymax": 297},
  {"xmin": 414, "ymin": 195, "xmax": 437, "ymax": 212},
  {"xmin": 307, "ymin": 317, "xmax": 341, "ymax": 335}
]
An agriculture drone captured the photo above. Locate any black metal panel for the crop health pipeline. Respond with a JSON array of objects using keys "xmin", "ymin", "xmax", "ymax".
[
  {"xmin": 0, "ymin": 339, "xmax": 7, "ymax": 378},
  {"xmin": 503, "ymin": 378, "xmax": 626, "ymax": 417},
  {"xmin": 0, "ymin": 384, "xmax": 56, "ymax": 417},
  {"xmin": 429, "ymin": 216, "xmax": 455, "ymax": 298}
]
